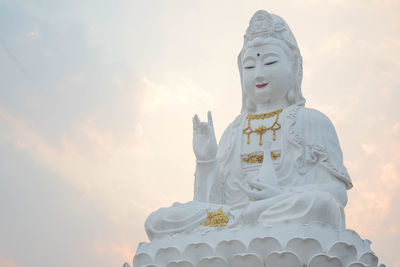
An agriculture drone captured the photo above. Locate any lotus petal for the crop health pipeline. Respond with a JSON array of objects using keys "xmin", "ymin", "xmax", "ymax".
[
  {"xmin": 359, "ymin": 252, "xmax": 378, "ymax": 267},
  {"xmin": 183, "ymin": 243, "xmax": 213, "ymax": 263},
  {"xmin": 215, "ymin": 240, "xmax": 246, "ymax": 261},
  {"xmin": 197, "ymin": 256, "xmax": 229, "ymax": 267},
  {"xmin": 338, "ymin": 229, "xmax": 366, "ymax": 251},
  {"xmin": 286, "ymin": 238, "xmax": 322, "ymax": 265},
  {"xmin": 248, "ymin": 237, "xmax": 281, "ymax": 259},
  {"xmin": 264, "ymin": 251, "xmax": 302, "ymax": 267},
  {"xmin": 230, "ymin": 253, "xmax": 263, "ymax": 267},
  {"xmin": 133, "ymin": 253, "xmax": 152, "ymax": 267},
  {"xmin": 308, "ymin": 254, "xmax": 342, "ymax": 267},
  {"xmin": 304, "ymin": 222, "xmax": 338, "ymax": 244},
  {"xmin": 328, "ymin": 242, "xmax": 357, "ymax": 266},
  {"xmin": 155, "ymin": 247, "xmax": 181, "ymax": 266},
  {"xmin": 166, "ymin": 260, "xmax": 194, "ymax": 267},
  {"xmin": 348, "ymin": 262, "xmax": 367, "ymax": 267}
]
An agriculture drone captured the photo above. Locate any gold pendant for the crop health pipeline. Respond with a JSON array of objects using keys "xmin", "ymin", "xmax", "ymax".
[{"xmin": 243, "ymin": 109, "xmax": 282, "ymax": 145}]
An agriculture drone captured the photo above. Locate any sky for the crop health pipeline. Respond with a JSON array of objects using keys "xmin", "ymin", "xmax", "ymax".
[{"xmin": 0, "ymin": 0, "xmax": 399, "ymax": 266}]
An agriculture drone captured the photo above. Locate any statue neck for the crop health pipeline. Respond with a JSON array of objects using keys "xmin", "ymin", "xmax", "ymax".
[{"xmin": 254, "ymin": 99, "xmax": 290, "ymax": 114}]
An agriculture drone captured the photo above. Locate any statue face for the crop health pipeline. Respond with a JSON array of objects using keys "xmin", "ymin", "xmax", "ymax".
[{"xmin": 242, "ymin": 42, "xmax": 294, "ymax": 108}]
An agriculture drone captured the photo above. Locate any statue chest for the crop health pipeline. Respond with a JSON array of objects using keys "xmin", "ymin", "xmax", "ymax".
[{"xmin": 240, "ymin": 114, "xmax": 282, "ymax": 179}]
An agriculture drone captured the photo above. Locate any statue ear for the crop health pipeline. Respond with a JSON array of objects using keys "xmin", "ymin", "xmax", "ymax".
[{"xmin": 286, "ymin": 88, "xmax": 295, "ymax": 103}]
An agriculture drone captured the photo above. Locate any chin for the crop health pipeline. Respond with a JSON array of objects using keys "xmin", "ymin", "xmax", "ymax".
[{"xmin": 255, "ymin": 90, "xmax": 273, "ymax": 100}]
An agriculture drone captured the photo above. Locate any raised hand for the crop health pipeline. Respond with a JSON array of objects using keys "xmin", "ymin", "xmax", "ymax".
[
  {"xmin": 236, "ymin": 180, "xmax": 282, "ymax": 201},
  {"xmin": 193, "ymin": 111, "xmax": 218, "ymax": 161}
]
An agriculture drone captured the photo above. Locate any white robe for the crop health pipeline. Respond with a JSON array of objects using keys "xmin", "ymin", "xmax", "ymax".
[{"xmin": 145, "ymin": 105, "xmax": 352, "ymax": 240}]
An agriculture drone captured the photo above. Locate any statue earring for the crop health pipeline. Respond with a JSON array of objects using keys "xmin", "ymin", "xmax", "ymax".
[{"xmin": 287, "ymin": 89, "xmax": 295, "ymax": 103}]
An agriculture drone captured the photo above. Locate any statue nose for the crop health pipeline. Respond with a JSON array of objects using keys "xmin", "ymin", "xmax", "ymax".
[{"xmin": 255, "ymin": 66, "xmax": 265, "ymax": 82}]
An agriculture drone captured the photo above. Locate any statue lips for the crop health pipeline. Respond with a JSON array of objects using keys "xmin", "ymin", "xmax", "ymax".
[{"xmin": 256, "ymin": 83, "xmax": 268, "ymax": 88}]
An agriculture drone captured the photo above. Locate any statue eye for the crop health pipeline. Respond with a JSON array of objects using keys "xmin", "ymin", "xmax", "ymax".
[
  {"xmin": 244, "ymin": 66, "xmax": 255, "ymax": 69},
  {"xmin": 264, "ymin": 61, "xmax": 278, "ymax": 65}
]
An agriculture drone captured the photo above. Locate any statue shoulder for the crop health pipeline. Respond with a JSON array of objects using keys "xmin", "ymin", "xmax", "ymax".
[
  {"xmin": 296, "ymin": 107, "xmax": 353, "ymax": 189},
  {"xmin": 218, "ymin": 114, "xmax": 244, "ymax": 144},
  {"xmin": 295, "ymin": 107, "xmax": 339, "ymax": 144},
  {"xmin": 217, "ymin": 114, "xmax": 245, "ymax": 161},
  {"xmin": 294, "ymin": 107, "xmax": 340, "ymax": 139},
  {"xmin": 297, "ymin": 107, "xmax": 335, "ymax": 129}
]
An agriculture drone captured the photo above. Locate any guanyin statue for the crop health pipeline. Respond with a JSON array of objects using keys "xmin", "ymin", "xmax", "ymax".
[{"xmin": 128, "ymin": 10, "xmax": 383, "ymax": 267}]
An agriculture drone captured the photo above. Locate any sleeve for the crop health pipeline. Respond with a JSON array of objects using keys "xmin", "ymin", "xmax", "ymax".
[{"xmin": 299, "ymin": 108, "xmax": 353, "ymax": 189}]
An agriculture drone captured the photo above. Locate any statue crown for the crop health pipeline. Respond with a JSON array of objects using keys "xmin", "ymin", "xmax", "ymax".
[{"xmin": 244, "ymin": 10, "xmax": 289, "ymax": 43}]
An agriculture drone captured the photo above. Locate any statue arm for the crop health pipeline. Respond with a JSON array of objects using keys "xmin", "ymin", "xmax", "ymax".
[
  {"xmin": 192, "ymin": 111, "xmax": 220, "ymax": 203},
  {"xmin": 193, "ymin": 159, "xmax": 220, "ymax": 202},
  {"xmin": 298, "ymin": 108, "xmax": 352, "ymax": 188},
  {"xmin": 285, "ymin": 172, "xmax": 348, "ymax": 207},
  {"xmin": 290, "ymin": 108, "xmax": 351, "ymax": 206}
]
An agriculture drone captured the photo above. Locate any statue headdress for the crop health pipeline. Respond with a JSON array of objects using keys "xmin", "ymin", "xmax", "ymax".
[{"xmin": 239, "ymin": 10, "xmax": 306, "ymax": 113}]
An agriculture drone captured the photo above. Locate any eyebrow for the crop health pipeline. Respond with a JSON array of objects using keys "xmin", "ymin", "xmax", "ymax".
[
  {"xmin": 243, "ymin": 51, "xmax": 280, "ymax": 63},
  {"xmin": 261, "ymin": 52, "xmax": 280, "ymax": 59},
  {"xmin": 243, "ymin": 56, "xmax": 256, "ymax": 63}
]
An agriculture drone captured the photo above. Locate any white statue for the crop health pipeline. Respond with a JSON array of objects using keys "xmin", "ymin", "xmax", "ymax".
[
  {"xmin": 145, "ymin": 10, "xmax": 351, "ymax": 240},
  {"xmin": 130, "ymin": 10, "xmax": 382, "ymax": 267}
]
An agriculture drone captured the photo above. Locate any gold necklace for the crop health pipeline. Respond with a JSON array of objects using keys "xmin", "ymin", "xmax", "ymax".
[{"xmin": 243, "ymin": 109, "xmax": 282, "ymax": 145}]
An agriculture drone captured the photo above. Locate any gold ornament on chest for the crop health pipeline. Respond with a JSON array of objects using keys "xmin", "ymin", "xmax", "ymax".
[
  {"xmin": 243, "ymin": 109, "xmax": 282, "ymax": 145},
  {"xmin": 242, "ymin": 151, "xmax": 281, "ymax": 163}
]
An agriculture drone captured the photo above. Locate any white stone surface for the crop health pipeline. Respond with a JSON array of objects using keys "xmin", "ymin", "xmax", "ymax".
[
  {"xmin": 145, "ymin": 10, "xmax": 351, "ymax": 242},
  {"xmin": 131, "ymin": 222, "xmax": 380, "ymax": 267},
  {"xmin": 127, "ymin": 9, "xmax": 383, "ymax": 267}
]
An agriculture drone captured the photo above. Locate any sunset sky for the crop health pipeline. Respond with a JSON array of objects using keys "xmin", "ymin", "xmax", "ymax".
[{"xmin": 1, "ymin": 0, "xmax": 399, "ymax": 266}]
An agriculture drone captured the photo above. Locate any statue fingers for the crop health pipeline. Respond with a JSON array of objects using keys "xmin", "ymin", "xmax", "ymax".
[
  {"xmin": 199, "ymin": 121, "xmax": 209, "ymax": 134},
  {"xmin": 247, "ymin": 190, "xmax": 266, "ymax": 201},
  {"xmin": 193, "ymin": 114, "xmax": 201, "ymax": 130},
  {"xmin": 237, "ymin": 182, "xmax": 262, "ymax": 200},
  {"xmin": 236, "ymin": 181, "xmax": 251, "ymax": 193},
  {"xmin": 247, "ymin": 179, "xmax": 267, "ymax": 190},
  {"xmin": 207, "ymin": 111, "xmax": 214, "ymax": 127}
]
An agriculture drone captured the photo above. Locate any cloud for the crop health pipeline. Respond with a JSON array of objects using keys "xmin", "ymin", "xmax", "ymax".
[
  {"xmin": 346, "ymin": 120, "xmax": 400, "ymax": 242},
  {"xmin": 0, "ymin": 112, "xmax": 151, "ymax": 266},
  {"xmin": 0, "ymin": 1, "xmax": 150, "ymax": 266},
  {"xmin": 1, "ymin": 0, "xmax": 400, "ymax": 266},
  {"xmin": 140, "ymin": 76, "xmax": 215, "ymax": 113},
  {"xmin": 0, "ymin": 253, "xmax": 18, "ymax": 267},
  {"xmin": 0, "ymin": 0, "xmax": 143, "ymax": 144},
  {"xmin": 318, "ymin": 32, "xmax": 350, "ymax": 56},
  {"xmin": 361, "ymin": 143, "xmax": 377, "ymax": 155}
]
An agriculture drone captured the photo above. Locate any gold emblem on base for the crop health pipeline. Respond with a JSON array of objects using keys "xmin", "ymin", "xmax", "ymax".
[{"xmin": 201, "ymin": 208, "xmax": 229, "ymax": 227}]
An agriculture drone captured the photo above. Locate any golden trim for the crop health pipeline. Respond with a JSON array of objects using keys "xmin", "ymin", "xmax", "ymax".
[
  {"xmin": 247, "ymin": 109, "xmax": 282, "ymax": 120},
  {"xmin": 243, "ymin": 153, "xmax": 264, "ymax": 163},
  {"xmin": 271, "ymin": 151, "xmax": 281, "ymax": 160},
  {"xmin": 242, "ymin": 151, "xmax": 281, "ymax": 163},
  {"xmin": 243, "ymin": 109, "xmax": 282, "ymax": 145}
]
